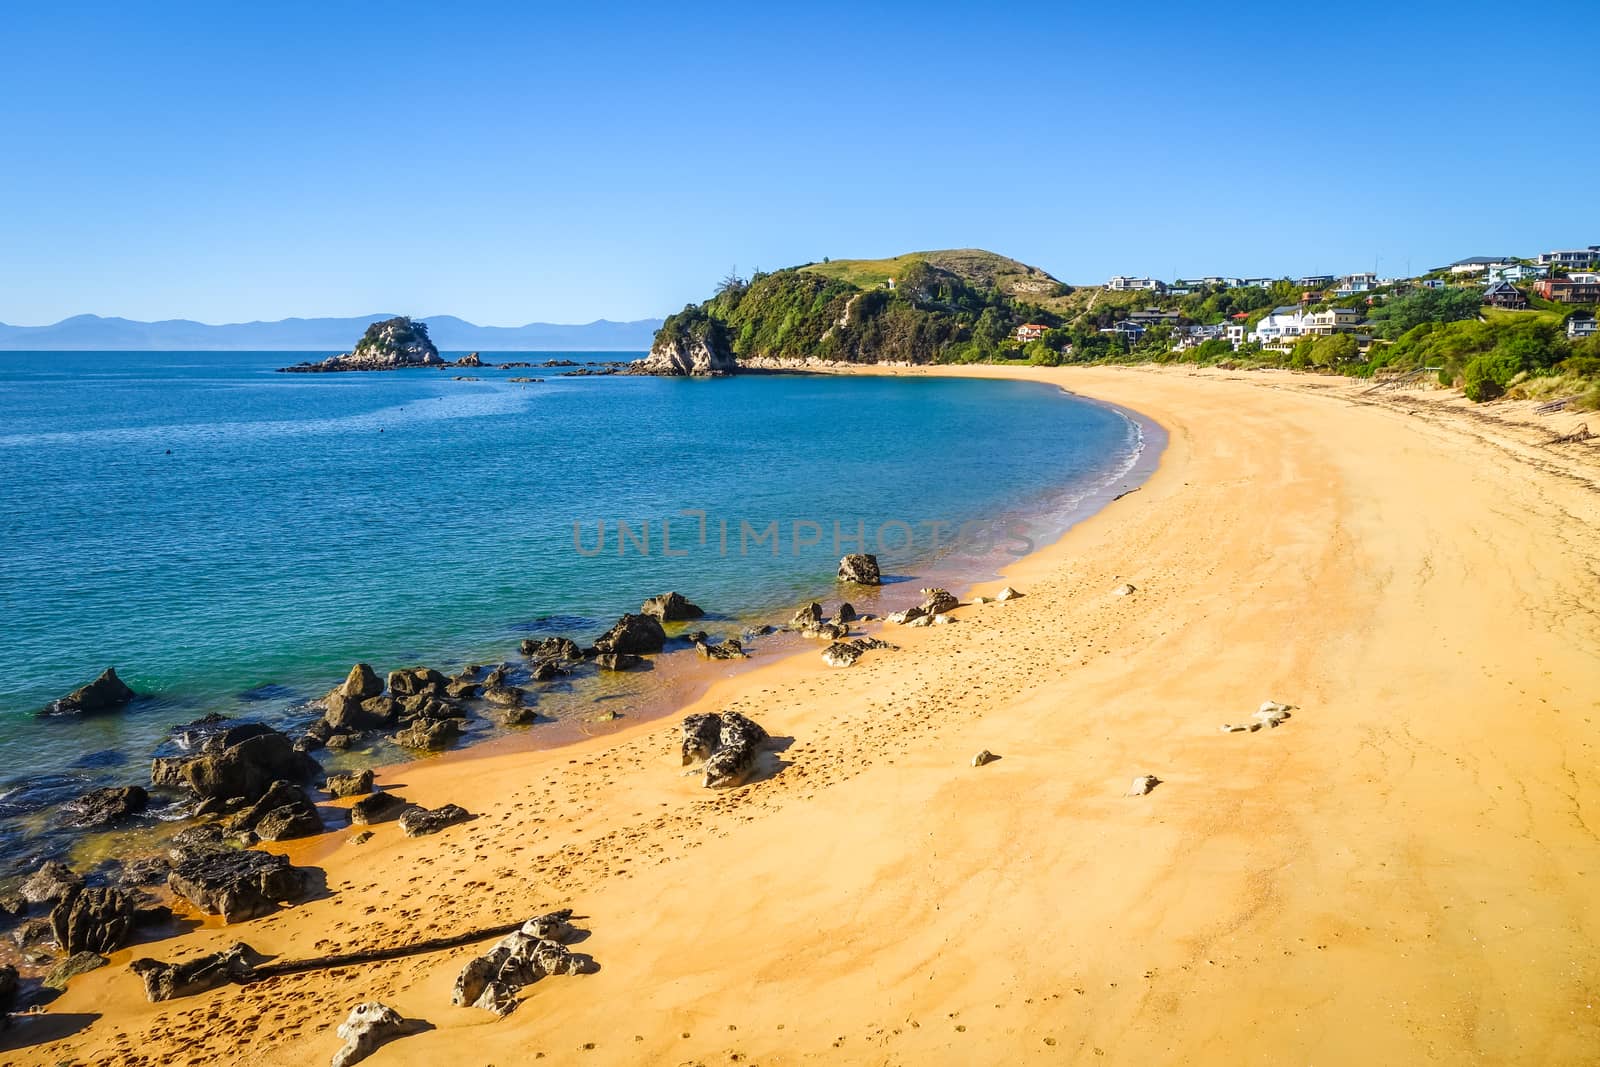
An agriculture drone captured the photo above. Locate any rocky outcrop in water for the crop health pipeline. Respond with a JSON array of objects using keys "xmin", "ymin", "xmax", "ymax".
[
  {"xmin": 278, "ymin": 317, "xmax": 444, "ymax": 373},
  {"xmin": 640, "ymin": 591, "xmax": 704, "ymax": 621},
  {"xmin": 167, "ymin": 723, "xmax": 320, "ymax": 802},
  {"xmin": 43, "ymin": 667, "xmax": 136, "ymax": 715},
  {"xmin": 66, "ymin": 785, "xmax": 148, "ymax": 828},
  {"xmin": 594, "ymin": 613, "xmax": 666, "ymax": 655},
  {"xmin": 837, "ymin": 553, "xmax": 881, "ymax": 585},
  {"xmin": 629, "ymin": 309, "xmax": 736, "ymax": 377},
  {"xmin": 691, "ymin": 634, "xmax": 746, "ymax": 660}
]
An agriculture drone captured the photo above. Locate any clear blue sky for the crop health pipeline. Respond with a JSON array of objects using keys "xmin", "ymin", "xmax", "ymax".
[{"xmin": 1, "ymin": 1, "xmax": 1592, "ymax": 326}]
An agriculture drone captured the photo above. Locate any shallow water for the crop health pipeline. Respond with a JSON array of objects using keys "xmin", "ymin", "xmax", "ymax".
[{"xmin": 0, "ymin": 351, "xmax": 1145, "ymax": 878}]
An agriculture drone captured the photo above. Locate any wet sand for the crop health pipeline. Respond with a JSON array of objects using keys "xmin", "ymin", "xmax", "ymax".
[{"xmin": 9, "ymin": 364, "xmax": 1599, "ymax": 1065}]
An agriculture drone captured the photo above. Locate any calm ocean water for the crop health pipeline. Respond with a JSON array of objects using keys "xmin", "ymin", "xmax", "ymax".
[{"xmin": 0, "ymin": 351, "xmax": 1145, "ymax": 874}]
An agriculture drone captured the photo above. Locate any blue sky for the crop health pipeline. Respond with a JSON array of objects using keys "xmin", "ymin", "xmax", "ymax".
[{"xmin": 1, "ymin": 1, "xmax": 1592, "ymax": 326}]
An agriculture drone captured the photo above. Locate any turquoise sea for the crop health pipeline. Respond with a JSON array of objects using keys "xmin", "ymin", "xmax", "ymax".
[{"xmin": 0, "ymin": 351, "xmax": 1149, "ymax": 878}]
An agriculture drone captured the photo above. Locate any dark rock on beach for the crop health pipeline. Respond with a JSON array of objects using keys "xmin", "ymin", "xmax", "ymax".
[
  {"xmin": 50, "ymin": 886, "xmax": 135, "ymax": 954},
  {"xmin": 594, "ymin": 613, "xmax": 666, "ymax": 655},
  {"xmin": 225, "ymin": 780, "xmax": 323, "ymax": 842},
  {"xmin": 66, "ymin": 785, "xmax": 149, "ymax": 828},
  {"xmin": 397, "ymin": 803, "xmax": 470, "ymax": 837},
  {"xmin": 595, "ymin": 652, "xmax": 642, "ymax": 671},
  {"xmin": 693, "ymin": 635, "xmax": 747, "ymax": 660},
  {"xmin": 349, "ymin": 791, "xmax": 408, "ymax": 825},
  {"xmin": 521, "ymin": 636, "xmax": 581, "ymax": 662},
  {"xmin": 388, "ymin": 667, "xmax": 447, "ymax": 697},
  {"xmin": 43, "ymin": 666, "xmax": 136, "ymax": 715},
  {"xmin": 176, "ymin": 724, "xmax": 319, "ymax": 802},
  {"xmin": 326, "ymin": 769, "xmax": 375, "ymax": 798},
  {"xmin": 790, "ymin": 602, "xmax": 824, "ymax": 627},
  {"xmin": 130, "ymin": 942, "xmax": 258, "ymax": 1002},
  {"xmin": 394, "ymin": 718, "xmax": 461, "ymax": 751},
  {"xmin": 19, "ymin": 861, "xmax": 83, "ymax": 906},
  {"xmin": 167, "ymin": 847, "xmax": 310, "ymax": 922},
  {"xmin": 640, "ymin": 591, "xmax": 704, "ymax": 621}
]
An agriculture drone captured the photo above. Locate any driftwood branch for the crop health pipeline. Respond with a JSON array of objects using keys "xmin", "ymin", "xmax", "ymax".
[
  {"xmin": 248, "ymin": 919, "xmax": 530, "ymax": 982},
  {"xmin": 1547, "ymin": 422, "xmax": 1593, "ymax": 446}
]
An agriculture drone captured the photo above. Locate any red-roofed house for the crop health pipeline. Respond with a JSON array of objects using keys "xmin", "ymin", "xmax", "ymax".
[{"xmin": 1014, "ymin": 323, "xmax": 1048, "ymax": 343}]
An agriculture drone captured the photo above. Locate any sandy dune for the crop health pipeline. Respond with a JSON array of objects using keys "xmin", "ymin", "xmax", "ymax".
[{"xmin": 10, "ymin": 365, "xmax": 1598, "ymax": 1065}]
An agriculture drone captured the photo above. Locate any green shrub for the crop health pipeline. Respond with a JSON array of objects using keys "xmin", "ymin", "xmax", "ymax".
[{"xmin": 1462, "ymin": 351, "xmax": 1523, "ymax": 402}]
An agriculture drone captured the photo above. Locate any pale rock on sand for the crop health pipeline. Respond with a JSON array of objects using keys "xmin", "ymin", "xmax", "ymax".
[
  {"xmin": 1221, "ymin": 700, "xmax": 1295, "ymax": 733},
  {"xmin": 452, "ymin": 911, "xmax": 587, "ymax": 1017},
  {"xmin": 996, "ymin": 585, "xmax": 1023, "ymax": 600},
  {"xmin": 972, "ymin": 750, "xmax": 997, "ymax": 767},
  {"xmin": 331, "ymin": 1001, "xmax": 423, "ymax": 1067},
  {"xmin": 820, "ymin": 637, "xmax": 895, "ymax": 667},
  {"xmin": 1127, "ymin": 774, "xmax": 1161, "ymax": 796},
  {"xmin": 1113, "ymin": 583, "xmax": 1137, "ymax": 596}
]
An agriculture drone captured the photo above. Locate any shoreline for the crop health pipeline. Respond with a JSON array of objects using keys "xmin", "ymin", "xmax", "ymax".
[{"xmin": 9, "ymin": 363, "xmax": 1598, "ymax": 1065}]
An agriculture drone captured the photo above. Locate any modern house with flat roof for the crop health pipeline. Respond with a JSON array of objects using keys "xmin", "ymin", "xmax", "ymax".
[
  {"xmin": 1536, "ymin": 247, "xmax": 1600, "ymax": 268},
  {"xmin": 1106, "ymin": 276, "xmax": 1165, "ymax": 292}
]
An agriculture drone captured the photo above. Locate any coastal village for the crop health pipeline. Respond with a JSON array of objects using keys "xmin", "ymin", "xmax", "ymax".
[{"xmin": 1016, "ymin": 244, "xmax": 1600, "ymax": 355}]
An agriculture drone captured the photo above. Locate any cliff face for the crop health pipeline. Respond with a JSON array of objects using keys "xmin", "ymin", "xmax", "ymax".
[
  {"xmin": 631, "ymin": 307, "xmax": 736, "ymax": 376},
  {"xmin": 279, "ymin": 317, "xmax": 444, "ymax": 373}
]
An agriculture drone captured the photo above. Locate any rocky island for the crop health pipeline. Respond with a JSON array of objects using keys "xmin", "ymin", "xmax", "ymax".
[{"xmin": 278, "ymin": 317, "xmax": 449, "ymax": 373}]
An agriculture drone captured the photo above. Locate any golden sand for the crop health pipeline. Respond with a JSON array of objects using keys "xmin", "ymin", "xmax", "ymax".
[{"xmin": 9, "ymin": 365, "xmax": 1598, "ymax": 1065}]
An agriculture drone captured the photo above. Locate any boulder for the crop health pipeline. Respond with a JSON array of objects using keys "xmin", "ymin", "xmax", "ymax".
[
  {"xmin": 521, "ymin": 636, "xmax": 580, "ymax": 662},
  {"xmin": 167, "ymin": 848, "xmax": 310, "ymax": 922},
  {"xmin": 820, "ymin": 637, "xmax": 895, "ymax": 668},
  {"xmin": 66, "ymin": 785, "xmax": 148, "ymax": 828},
  {"xmin": 692, "ymin": 636, "xmax": 746, "ymax": 660},
  {"xmin": 790, "ymin": 602, "xmax": 823, "ymax": 627},
  {"xmin": 50, "ymin": 886, "xmax": 135, "ymax": 954},
  {"xmin": 704, "ymin": 741, "xmax": 759, "ymax": 789},
  {"xmin": 797, "ymin": 622, "xmax": 848, "ymax": 641},
  {"xmin": 349, "ymin": 791, "xmax": 408, "ymax": 825},
  {"xmin": 118, "ymin": 857, "xmax": 172, "ymax": 887},
  {"xmin": 394, "ymin": 719, "xmax": 460, "ymax": 751},
  {"xmin": 335, "ymin": 663, "xmax": 384, "ymax": 702},
  {"xmin": 971, "ymin": 750, "xmax": 997, "ymax": 768},
  {"xmin": 919, "ymin": 588, "xmax": 959, "ymax": 615},
  {"xmin": 885, "ymin": 606, "xmax": 926, "ymax": 625},
  {"xmin": 44, "ymin": 667, "xmax": 136, "ymax": 715},
  {"xmin": 444, "ymin": 677, "xmax": 480, "ymax": 700},
  {"xmin": 326, "ymin": 769, "xmax": 375, "ymax": 798},
  {"xmin": 1112, "ymin": 583, "xmax": 1136, "ymax": 597},
  {"xmin": 130, "ymin": 943, "xmax": 258, "ymax": 1002},
  {"xmin": 640, "ymin": 592, "xmax": 704, "ymax": 621},
  {"xmin": 837, "ymin": 553, "xmax": 881, "ymax": 585},
  {"xmin": 19, "ymin": 861, "xmax": 83, "ymax": 905},
  {"xmin": 324, "ymin": 691, "xmax": 394, "ymax": 732},
  {"xmin": 150, "ymin": 755, "xmax": 192, "ymax": 789},
  {"xmin": 595, "ymin": 652, "xmax": 642, "ymax": 671},
  {"xmin": 719, "ymin": 710, "xmax": 768, "ymax": 750},
  {"xmin": 456, "ymin": 351, "xmax": 482, "ymax": 367},
  {"xmin": 12, "ymin": 918, "xmax": 52, "ymax": 949},
  {"xmin": 680, "ymin": 713, "xmax": 723, "ymax": 766},
  {"xmin": 181, "ymin": 725, "xmax": 319, "ymax": 802},
  {"xmin": 397, "ymin": 803, "xmax": 470, "ymax": 838},
  {"xmin": 593, "ymin": 614, "xmax": 666, "ymax": 655},
  {"xmin": 1127, "ymin": 774, "xmax": 1161, "ymax": 797},
  {"xmin": 0, "ymin": 893, "xmax": 26, "ymax": 922},
  {"xmin": 996, "ymin": 586, "xmax": 1023, "ymax": 601},
  {"xmin": 387, "ymin": 667, "xmax": 447, "ymax": 698},
  {"xmin": 526, "ymin": 660, "xmax": 560, "ymax": 682},
  {"xmin": 833, "ymin": 602, "xmax": 858, "ymax": 624},
  {"xmin": 480, "ymin": 684, "xmax": 526, "ymax": 707},
  {"xmin": 43, "ymin": 951, "xmax": 107, "ymax": 990},
  {"xmin": 501, "ymin": 705, "xmax": 540, "ymax": 726},
  {"xmin": 332, "ymin": 1001, "xmax": 425, "ymax": 1067},
  {"xmin": 451, "ymin": 911, "xmax": 584, "ymax": 1016},
  {"xmin": 254, "ymin": 801, "xmax": 325, "ymax": 843}
]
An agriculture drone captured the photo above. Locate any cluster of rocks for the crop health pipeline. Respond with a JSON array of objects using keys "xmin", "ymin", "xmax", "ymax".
[
  {"xmin": 451, "ymin": 909, "xmax": 589, "ymax": 1016},
  {"xmin": 885, "ymin": 587, "xmax": 962, "ymax": 627},
  {"xmin": 680, "ymin": 711, "xmax": 771, "ymax": 788},
  {"xmin": 278, "ymin": 317, "xmax": 448, "ymax": 374},
  {"xmin": 1220, "ymin": 700, "xmax": 1294, "ymax": 734},
  {"xmin": 820, "ymin": 637, "xmax": 897, "ymax": 668},
  {"xmin": 971, "ymin": 586, "xmax": 1023, "ymax": 604}
]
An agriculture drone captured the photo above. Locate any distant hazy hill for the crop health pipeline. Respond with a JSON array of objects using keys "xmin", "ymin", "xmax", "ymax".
[
  {"xmin": 0, "ymin": 314, "xmax": 663, "ymax": 352},
  {"xmin": 652, "ymin": 248, "xmax": 1074, "ymax": 366}
]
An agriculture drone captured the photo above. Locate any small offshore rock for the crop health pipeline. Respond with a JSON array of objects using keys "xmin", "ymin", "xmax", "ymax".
[
  {"xmin": 394, "ymin": 718, "xmax": 461, "ymax": 751},
  {"xmin": 640, "ymin": 591, "xmax": 704, "ymax": 621},
  {"xmin": 595, "ymin": 652, "xmax": 642, "ymax": 671},
  {"xmin": 397, "ymin": 803, "xmax": 471, "ymax": 838},
  {"xmin": 480, "ymin": 684, "xmax": 527, "ymax": 707},
  {"xmin": 837, "ymin": 553, "xmax": 882, "ymax": 585},
  {"xmin": 44, "ymin": 666, "xmax": 136, "ymax": 715},
  {"xmin": 594, "ymin": 613, "xmax": 666, "ymax": 655},
  {"xmin": 790, "ymin": 601, "xmax": 824, "ymax": 627},
  {"xmin": 332, "ymin": 1001, "xmax": 424, "ymax": 1067},
  {"xmin": 66, "ymin": 785, "xmax": 149, "ymax": 828}
]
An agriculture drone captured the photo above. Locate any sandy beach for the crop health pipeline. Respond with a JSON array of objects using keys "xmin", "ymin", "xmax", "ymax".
[{"xmin": 9, "ymin": 364, "xmax": 1598, "ymax": 1065}]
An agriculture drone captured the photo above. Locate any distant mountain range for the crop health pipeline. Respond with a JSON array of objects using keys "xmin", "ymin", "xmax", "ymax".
[{"xmin": 0, "ymin": 314, "xmax": 664, "ymax": 352}]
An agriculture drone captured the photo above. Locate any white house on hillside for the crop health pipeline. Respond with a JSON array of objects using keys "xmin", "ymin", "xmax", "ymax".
[
  {"xmin": 1106, "ymin": 276, "xmax": 1165, "ymax": 292},
  {"xmin": 1249, "ymin": 306, "xmax": 1310, "ymax": 347},
  {"xmin": 1537, "ymin": 247, "xmax": 1600, "ymax": 268},
  {"xmin": 1487, "ymin": 264, "xmax": 1547, "ymax": 284},
  {"xmin": 1305, "ymin": 307, "xmax": 1363, "ymax": 334}
]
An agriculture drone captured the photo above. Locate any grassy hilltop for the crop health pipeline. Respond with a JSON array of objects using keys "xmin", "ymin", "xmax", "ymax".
[{"xmin": 654, "ymin": 249, "xmax": 1075, "ymax": 365}]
